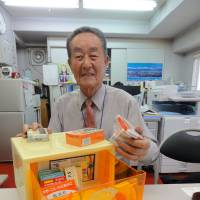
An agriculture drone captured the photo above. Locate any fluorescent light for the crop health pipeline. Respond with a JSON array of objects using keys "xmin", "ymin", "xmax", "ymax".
[
  {"xmin": 2, "ymin": 0, "xmax": 79, "ymax": 8},
  {"xmin": 83, "ymin": 0, "xmax": 157, "ymax": 11}
]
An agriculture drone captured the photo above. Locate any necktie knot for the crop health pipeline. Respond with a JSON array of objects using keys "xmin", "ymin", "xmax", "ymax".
[{"xmin": 86, "ymin": 99, "xmax": 93, "ymax": 107}]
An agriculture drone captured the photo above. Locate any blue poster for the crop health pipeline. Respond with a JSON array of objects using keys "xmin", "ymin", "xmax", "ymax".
[{"xmin": 127, "ymin": 63, "xmax": 163, "ymax": 81}]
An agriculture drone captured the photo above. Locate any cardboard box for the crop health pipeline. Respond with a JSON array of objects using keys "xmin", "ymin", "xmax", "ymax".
[{"xmin": 65, "ymin": 128, "xmax": 104, "ymax": 147}]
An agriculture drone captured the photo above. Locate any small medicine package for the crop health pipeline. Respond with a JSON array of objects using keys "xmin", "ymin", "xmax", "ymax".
[
  {"xmin": 111, "ymin": 115, "xmax": 143, "ymax": 141},
  {"xmin": 65, "ymin": 128, "xmax": 104, "ymax": 147},
  {"xmin": 27, "ymin": 128, "xmax": 49, "ymax": 142}
]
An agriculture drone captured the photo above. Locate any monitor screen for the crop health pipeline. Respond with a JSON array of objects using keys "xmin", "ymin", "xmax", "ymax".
[
  {"xmin": 127, "ymin": 62, "xmax": 163, "ymax": 81},
  {"xmin": 113, "ymin": 84, "xmax": 141, "ymax": 96}
]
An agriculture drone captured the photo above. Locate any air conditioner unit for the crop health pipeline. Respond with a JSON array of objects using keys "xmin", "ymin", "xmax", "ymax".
[{"xmin": 29, "ymin": 48, "xmax": 47, "ymax": 66}]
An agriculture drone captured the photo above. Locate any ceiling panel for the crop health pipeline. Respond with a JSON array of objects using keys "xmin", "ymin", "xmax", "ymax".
[{"xmin": 2, "ymin": 0, "xmax": 200, "ymax": 46}]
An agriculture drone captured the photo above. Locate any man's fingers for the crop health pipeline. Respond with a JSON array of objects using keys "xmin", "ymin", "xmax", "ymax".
[
  {"xmin": 116, "ymin": 138, "xmax": 147, "ymax": 157},
  {"xmin": 22, "ymin": 124, "xmax": 31, "ymax": 137},
  {"xmin": 17, "ymin": 123, "xmax": 48, "ymax": 138},
  {"xmin": 47, "ymin": 128, "xmax": 52, "ymax": 134},
  {"xmin": 16, "ymin": 133, "xmax": 23, "ymax": 137},
  {"xmin": 23, "ymin": 123, "xmax": 43, "ymax": 137},
  {"xmin": 116, "ymin": 147, "xmax": 138, "ymax": 161},
  {"xmin": 23, "ymin": 124, "xmax": 29, "ymax": 133},
  {"xmin": 32, "ymin": 122, "xmax": 40, "ymax": 131},
  {"xmin": 38, "ymin": 123, "xmax": 43, "ymax": 128},
  {"xmin": 135, "ymin": 126, "xmax": 143, "ymax": 134}
]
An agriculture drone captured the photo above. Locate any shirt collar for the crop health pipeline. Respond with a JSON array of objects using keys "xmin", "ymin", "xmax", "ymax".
[{"xmin": 78, "ymin": 84, "xmax": 106, "ymax": 111}]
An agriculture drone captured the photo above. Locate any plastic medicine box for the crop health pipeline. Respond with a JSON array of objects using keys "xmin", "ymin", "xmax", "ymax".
[{"xmin": 11, "ymin": 132, "xmax": 146, "ymax": 200}]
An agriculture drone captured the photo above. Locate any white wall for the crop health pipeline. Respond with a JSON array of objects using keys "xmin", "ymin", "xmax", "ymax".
[
  {"xmin": 164, "ymin": 44, "xmax": 184, "ymax": 83},
  {"xmin": 17, "ymin": 48, "xmax": 44, "ymax": 83},
  {"xmin": 111, "ymin": 49, "xmax": 126, "ymax": 85},
  {"xmin": 108, "ymin": 38, "xmax": 184, "ymax": 85},
  {"xmin": 46, "ymin": 37, "xmax": 185, "ymax": 85},
  {"xmin": 50, "ymin": 47, "xmax": 67, "ymax": 63},
  {"xmin": 171, "ymin": 20, "xmax": 200, "ymax": 88},
  {"xmin": 180, "ymin": 49, "xmax": 200, "ymax": 89},
  {"xmin": 0, "ymin": 4, "xmax": 17, "ymax": 67},
  {"xmin": 17, "ymin": 49, "xmax": 29, "ymax": 74},
  {"xmin": 47, "ymin": 37, "xmax": 67, "ymax": 63},
  {"xmin": 16, "ymin": 35, "xmax": 195, "ymax": 92},
  {"xmin": 173, "ymin": 22, "xmax": 200, "ymax": 54}
]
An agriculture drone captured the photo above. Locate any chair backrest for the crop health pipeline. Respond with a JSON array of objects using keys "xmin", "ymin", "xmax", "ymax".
[{"xmin": 160, "ymin": 129, "xmax": 200, "ymax": 163}]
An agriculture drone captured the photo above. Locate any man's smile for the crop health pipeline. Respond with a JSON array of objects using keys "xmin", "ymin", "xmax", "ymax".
[{"xmin": 81, "ymin": 72, "xmax": 95, "ymax": 77}]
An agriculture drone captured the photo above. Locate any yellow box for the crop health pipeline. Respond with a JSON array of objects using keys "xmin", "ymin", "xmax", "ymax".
[{"xmin": 11, "ymin": 132, "xmax": 145, "ymax": 200}]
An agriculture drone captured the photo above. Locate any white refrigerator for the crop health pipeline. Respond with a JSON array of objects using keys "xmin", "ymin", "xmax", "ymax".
[{"xmin": 0, "ymin": 79, "xmax": 37, "ymax": 161}]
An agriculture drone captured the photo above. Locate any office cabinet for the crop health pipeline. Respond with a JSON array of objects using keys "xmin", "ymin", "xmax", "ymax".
[
  {"xmin": 144, "ymin": 116, "xmax": 161, "ymax": 183},
  {"xmin": 145, "ymin": 121, "xmax": 158, "ymax": 139}
]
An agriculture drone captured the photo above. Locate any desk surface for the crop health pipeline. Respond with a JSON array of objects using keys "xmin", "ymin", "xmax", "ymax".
[
  {"xmin": 143, "ymin": 183, "xmax": 200, "ymax": 200},
  {"xmin": 1, "ymin": 184, "xmax": 200, "ymax": 200}
]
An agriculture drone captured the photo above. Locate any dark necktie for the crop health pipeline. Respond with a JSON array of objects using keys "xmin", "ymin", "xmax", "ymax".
[{"xmin": 85, "ymin": 99, "xmax": 96, "ymax": 128}]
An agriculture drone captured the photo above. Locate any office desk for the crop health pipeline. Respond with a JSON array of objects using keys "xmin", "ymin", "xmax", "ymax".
[
  {"xmin": 143, "ymin": 184, "xmax": 200, "ymax": 200},
  {"xmin": 143, "ymin": 114, "xmax": 162, "ymax": 184},
  {"xmin": 143, "ymin": 114, "xmax": 161, "ymax": 140},
  {"xmin": 0, "ymin": 188, "xmax": 19, "ymax": 199},
  {"xmin": 1, "ymin": 184, "xmax": 200, "ymax": 200}
]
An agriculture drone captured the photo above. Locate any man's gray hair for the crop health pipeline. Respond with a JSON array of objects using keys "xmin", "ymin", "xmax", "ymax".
[{"xmin": 67, "ymin": 26, "xmax": 107, "ymax": 58}]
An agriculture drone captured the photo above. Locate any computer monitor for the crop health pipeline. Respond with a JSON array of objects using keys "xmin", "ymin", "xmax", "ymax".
[{"xmin": 113, "ymin": 84, "xmax": 141, "ymax": 96}]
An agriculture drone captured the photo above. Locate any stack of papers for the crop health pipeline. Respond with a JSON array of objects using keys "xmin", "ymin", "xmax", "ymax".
[{"xmin": 141, "ymin": 105, "xmax": 159, "ymax": 116}]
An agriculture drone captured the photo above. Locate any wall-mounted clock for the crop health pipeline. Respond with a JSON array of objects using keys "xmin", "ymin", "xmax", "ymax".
[{"xmin": 0, "ymin": 12, "xmax": 6, "ymax": 34}]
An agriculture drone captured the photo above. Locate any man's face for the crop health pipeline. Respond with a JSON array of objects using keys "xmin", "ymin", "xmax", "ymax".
[{"xmin": 68, "ymin": 32, "xmax": 108, "ymax": 95}]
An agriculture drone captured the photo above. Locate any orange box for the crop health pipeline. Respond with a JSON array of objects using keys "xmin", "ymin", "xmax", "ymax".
[
  {"xmin": 40, "ymin": 175, "xmax": 66, "ymax": 187},
  {"xmin": 65, "ymin": 128, "xmax": 105, "ymax": 147},
  {"xmin": 41, "ymin": 179, "xmax": 78, "ymax": 200},
  {"xmin": 12, "ymin": 133, "xmax": 146, "ymax": 200},
  {"xmin": 30, "ymin": 150, "xmax": 146, "ymax": 200}
]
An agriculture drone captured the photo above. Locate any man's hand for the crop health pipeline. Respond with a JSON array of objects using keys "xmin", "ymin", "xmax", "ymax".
[
  {"xmin": 16, "ymin": 122, "xmax": 52, "ymax": 137},
  {"xmin": 115, "ymin": 126, "xmax": 150, "ymax": 161}
]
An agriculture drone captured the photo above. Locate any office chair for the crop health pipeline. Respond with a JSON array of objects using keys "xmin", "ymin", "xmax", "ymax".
[
  {"xmin": 160, "ymin": 129, "xmax": 200, "ymax": 187},
  {"xmin": 160, "ymin": 129, "xmax": 200, "ymax": 163}
]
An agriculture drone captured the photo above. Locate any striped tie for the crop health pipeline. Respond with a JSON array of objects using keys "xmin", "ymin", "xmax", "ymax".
[{"xmin": 85, "ymin": 99, "xmax": 96, "ymax": 128}]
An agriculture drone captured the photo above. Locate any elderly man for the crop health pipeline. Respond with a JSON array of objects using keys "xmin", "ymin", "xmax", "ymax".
[{"xmin": 25, "ymin": 26, "xmax": 158, "ymax": 164}]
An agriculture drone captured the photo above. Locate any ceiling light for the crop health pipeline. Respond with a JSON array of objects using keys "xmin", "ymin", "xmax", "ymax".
[
  {"xmin": 83, "ymin": 0, "xmax": 157, "ymax": 11},
  {"xmin": 2, "ymin": 0, "xmax": 79, "ymax": 8}
]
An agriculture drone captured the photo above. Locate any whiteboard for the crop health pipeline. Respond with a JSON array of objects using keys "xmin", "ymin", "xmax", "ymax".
[{"xmin": 43, "ymin": 64, "xmax": 58, "ymax": 86}]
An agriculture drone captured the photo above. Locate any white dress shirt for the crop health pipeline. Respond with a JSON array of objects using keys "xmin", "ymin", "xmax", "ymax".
[{"xmin": 49, "ymin": 84, "xmax": 158, "ymax": 164}]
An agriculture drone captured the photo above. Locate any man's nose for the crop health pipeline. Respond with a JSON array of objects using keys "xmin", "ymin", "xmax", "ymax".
[{"xmin": 82, "ymin": 56, "xmax": 92, "ymax": 68}]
